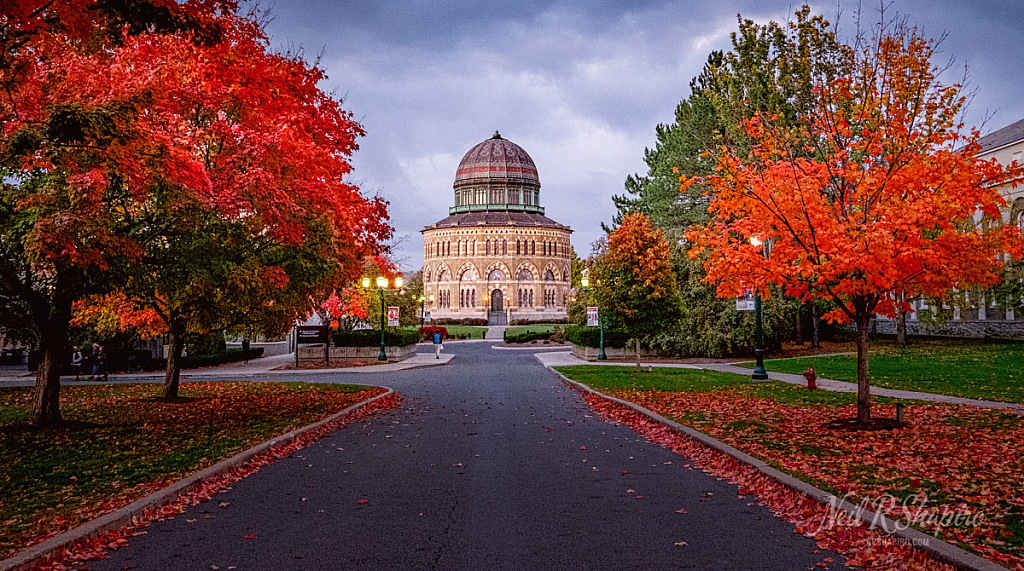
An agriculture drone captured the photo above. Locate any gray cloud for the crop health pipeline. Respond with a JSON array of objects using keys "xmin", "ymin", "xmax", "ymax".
[{"xmin": 258, "ymin": 0, "xmax": 1024, "ymax": 272}]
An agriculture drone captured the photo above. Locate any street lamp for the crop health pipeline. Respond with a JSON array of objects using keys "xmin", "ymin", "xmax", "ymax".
[
  {"xmin": 749, "ymin": 237, "xmax": 771, "ymax": 380},
  {"xmin": 361, "ymin": 275, "xmax": 403, "ymax": 361},
  {"xmin": 580, "ymin": 276, "xmax": 606, "ymax": 361}
]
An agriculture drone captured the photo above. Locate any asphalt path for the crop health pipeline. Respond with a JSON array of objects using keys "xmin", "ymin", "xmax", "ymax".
[{"xmin": 78, "ymin": 343, "xmax": 841, "ymax": 570}]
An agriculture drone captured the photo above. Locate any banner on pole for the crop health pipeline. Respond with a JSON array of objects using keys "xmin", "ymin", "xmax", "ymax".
[
  {"xmin": 586, "ymin": 306, "xmax": 599, "ymax": 327},
  {"xmin": 736, "ymin": 290, "xmax": 755, "ymax": 311},
  {"xmin": 387, "ymin": 306, "xmax": 400, "ymax": 327}
]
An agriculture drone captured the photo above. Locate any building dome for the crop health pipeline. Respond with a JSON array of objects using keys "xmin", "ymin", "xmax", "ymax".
[
  {"xmin": 423, "ymin": 130, "xmax": 572, "ymax": 326},
  {"xmin": 450, "ymin": 131, "xmax": 543, "ymax": 215},
  {"xmin": 455, "ymin": 131, "xmax": 539, "ymax": 187}
]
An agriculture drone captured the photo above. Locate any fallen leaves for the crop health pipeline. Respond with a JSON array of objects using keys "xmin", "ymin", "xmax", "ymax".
[
  {"xmin": 582, "ymin": 390, "xmax": 971, "ymax": 571},
  {"xmin": 16, "ymin": 390, "xmax": 400, "ymax": 570}
]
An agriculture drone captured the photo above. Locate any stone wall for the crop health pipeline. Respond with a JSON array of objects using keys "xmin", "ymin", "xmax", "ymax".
[
  {"xmin": 570, "ymin": 343, "xmax": 660, "ymax": 361},
  {"xmin": 871, "ymin": 319, "xmax": 1024, "ymax": 340},
  {"xmin": 296, "ymin": 343, "xmax": 417, "ymax": 367}
]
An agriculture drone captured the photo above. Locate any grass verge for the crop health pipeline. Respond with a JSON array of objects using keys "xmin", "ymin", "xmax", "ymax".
[
  {"xmin": 555, "ymin": 365, "xmax": 1024, "ymax": 568},
  {"xmin": 0, "ymin": 382, "xmax": 385, "ymax": 557},
  {"xmin": 740, "ymin": 339, "xmax": 1024, "ymax": 403}
]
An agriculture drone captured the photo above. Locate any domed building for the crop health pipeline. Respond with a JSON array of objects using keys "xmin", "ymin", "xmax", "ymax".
[{"xmin": 422, "ymin": 132, "xmax": 572, "ymax": 325}]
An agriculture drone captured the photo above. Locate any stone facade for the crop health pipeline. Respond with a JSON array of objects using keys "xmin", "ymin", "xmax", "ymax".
[{"xmin": 422, "ymin": 132, "xmax": 572, "ymax": 324}]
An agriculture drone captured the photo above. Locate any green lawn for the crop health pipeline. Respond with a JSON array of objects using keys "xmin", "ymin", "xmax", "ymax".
[
  {"xmin": 0, "ymin": 382, "xmax": 385, "ymax": 557},
  {"xmin": 505, "ymin": 324, "xmax": 558, "ymax": 337},
  {"xmin": 441, "ymin": 325, "xmax": 488, "ymax": 339},
  {"xmin": 407, "ymin": 324, "xmax": 488, "ymax": 338},
  {"xmin": 554, "ymin": 366, "xmax": 900, "ymax": 407},
  {"xmin": 739, "ymin": 341, "xmax": 1024, "ymax": 403}
]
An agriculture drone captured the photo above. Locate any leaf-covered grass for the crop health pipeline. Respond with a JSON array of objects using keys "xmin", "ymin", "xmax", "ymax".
[
  {"xmin": 740, "ymin": 340, "xmax": 1024, "ymax": 403},
  {"xmin": 405, "ymin": 324, "xmax": 487, "ymax": 338},
  {"xmin": 558, "ymin": 365, "xmax": 1024, "ymax": 568},
  {"xmin": 0, "ymin": 382, "xmax": 385, "ymax": 557}
]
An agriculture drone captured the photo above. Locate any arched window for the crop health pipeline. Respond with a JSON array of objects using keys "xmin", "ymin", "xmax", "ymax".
[
  {"xmin": 544, "ymin": 269, "xmax": 555, "ymax": 281},
  {"xmin": 488, "ymin": 269, "xmax": 506, "ymax": 281},
  {"xmin": 516, "ymin": 240, "xmax": 521, "ymax": 255},
  {"xmin": 503, "ymin": 240, "xmax": 507, "ymax": 255},
  {"xmin": 529, "ymin": 290, "xmax": 534, "ymax": 306},
  {"xmin": 517, "ymin": 269, "xmax": 533, "ymax": 281},
  {"xmin": 531, "ymin": 240, "xmax": 536, "ymax": 255},
  {"xmin": 438, "ymin": 270, "xmax": 451, "ymax": 283}
]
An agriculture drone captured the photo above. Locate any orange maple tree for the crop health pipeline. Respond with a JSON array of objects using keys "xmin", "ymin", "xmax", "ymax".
[{"xmin": 686, "ymin": 24, "xmax": 1023, "ymax": 422}]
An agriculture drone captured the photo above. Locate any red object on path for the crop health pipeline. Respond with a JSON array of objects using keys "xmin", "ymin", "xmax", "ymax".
[{"xmin": 802, "ymin": 367, "xmax": 817, "ymax": 390}]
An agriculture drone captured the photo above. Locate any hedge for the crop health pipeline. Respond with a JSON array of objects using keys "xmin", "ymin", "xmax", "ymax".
[
  {"xmin": 510, "ymin": 318, "xmax": 568, "ymax": 325},
  {"xmin": 563, "ymin": 326, "xmax": 629, "ymax": 348},
  {"xmin": 185, "ymin": 347, "xmax": 264, "ymax": 369},
  {"xmin": 333, "ymin": 329, "xmax": 419, "ymax": 348},
  {"xmin": 429, "ymin": 317, "xmax": 488, "ymax": 326},
  {"xmin": 504, "ymin": 331, "xmax": 552, "ymax": 344}
]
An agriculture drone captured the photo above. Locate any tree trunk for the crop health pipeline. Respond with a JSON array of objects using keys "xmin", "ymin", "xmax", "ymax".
[
  {"xmin": 30, "ymin": 308, "xmax": 71, "ymax": 427},
  {"xmin": 811, "ymin": 304, "xmax": 821, "ymax": 348},
  {"xmin": 163, "ymin": 315, "xmax": 187, "ymax": 400},
  {"xmin": 896, "ymin": 311, "xmax": 907, "ymax": 347},
  {"xmin": 795, "ymin": 303, "xmax": 804, "ymax": 345},
  {"xmin": 635, "ymin": 338, "xmax": 641, "ymax": 373},
  {"xmin": 855, "ymin": 315, "xmax": 872, "ymax": 422}
]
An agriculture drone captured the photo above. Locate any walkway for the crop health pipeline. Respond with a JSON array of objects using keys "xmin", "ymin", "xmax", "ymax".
[
  {"xmin": 75, "ymin": 343, "xmax": 840, "ymax": 571},
  {"xmin": 536, "ymin": 351, "xmax": 1024, "ymax": 414},
  {"xmin": 484, "ymin": 325, "xmax": 506, "ymax": 340},
  {"xmin": 0, "ymin": 350, "xmax": 454, "ymax": 387}
]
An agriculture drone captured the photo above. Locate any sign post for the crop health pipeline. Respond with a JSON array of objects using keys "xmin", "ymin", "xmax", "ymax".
[
  {"xmin": 736, "ymin": 290, "xmax": 755, "ymax": 312},
  {"xmin": 295, "ymin": 325, "xmax": 329, "ymax": 365}
]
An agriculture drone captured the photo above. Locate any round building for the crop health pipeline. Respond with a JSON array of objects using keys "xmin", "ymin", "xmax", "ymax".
[{"xmin": 422, "ymin": 132, "xmax": 572, "ymax": 325}]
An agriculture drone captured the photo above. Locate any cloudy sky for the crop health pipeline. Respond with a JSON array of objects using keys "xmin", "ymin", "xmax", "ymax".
[{"xmin": 257, "ymin": 0, "xmax": 1024, "ymax": 272}]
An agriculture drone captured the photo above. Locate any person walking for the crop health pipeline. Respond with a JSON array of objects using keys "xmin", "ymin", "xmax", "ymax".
[
  {"xmin": 433, "ymin": 330, "xmax": 444, "ymax": 359},
  {"xmin": 71, "ymin": 346, "xmax": 83, "ymax": 380},
  {"xmin": 88, "ymin": 343, "xmax": 100, "ymax": 380}
]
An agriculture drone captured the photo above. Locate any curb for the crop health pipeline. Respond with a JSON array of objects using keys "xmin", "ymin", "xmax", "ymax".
[
  {"xmin": 541, "ymin": 361, "xmax": 1008, "ymax": 571},
  {"xmin": 0, "ymin": 386, "xmax": 395, "ymax": 571}
]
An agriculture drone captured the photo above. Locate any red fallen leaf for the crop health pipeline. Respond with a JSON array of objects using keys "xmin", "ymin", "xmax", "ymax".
[
  {"xmin": 244, "ymin": 534, "xmax": 257, "ymax": 539},
  {"xmin": 358, "ymin": 500, "xmax": 368, "ymax": 504},
  {"xmin": 676, "ymin": 508, "xmax": 688, "ymax": 514},
  {"xmin": 621, "ymin": 471, "xmax": 630, "ymax": 475}
]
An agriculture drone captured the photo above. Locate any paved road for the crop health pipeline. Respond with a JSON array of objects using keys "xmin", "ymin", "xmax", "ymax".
[{"xmin": 80, "ymin": 343, "xmax": 840, "ymax": 570}]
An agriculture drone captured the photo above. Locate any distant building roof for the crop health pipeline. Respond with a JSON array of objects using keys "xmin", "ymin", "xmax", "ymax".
[
  {"xmin": 977, "ymin": 117, "xmax": 1024, "ymax": 154},
  {"xmin": 422, "ymin": 211, "xmax": 571, "ymax": 232}
]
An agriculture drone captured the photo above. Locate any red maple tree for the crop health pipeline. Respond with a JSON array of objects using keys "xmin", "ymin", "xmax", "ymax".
[
  {"xmin": 686, "ymin": 24, "xmax": 1023, "ymax": 422},
  {"xmin": 1, "ymin": 1, "xmax": 389, "ymax": 421}
]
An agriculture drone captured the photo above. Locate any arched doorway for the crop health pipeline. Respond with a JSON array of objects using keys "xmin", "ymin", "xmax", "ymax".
[{"xmin": 490, "ymin": 289, "xmax": 503, "ymax": 312}]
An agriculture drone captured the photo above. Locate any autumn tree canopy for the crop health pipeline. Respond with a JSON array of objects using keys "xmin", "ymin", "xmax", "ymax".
[
  {"xmin": 1, "ymin": 0, "xmax": 389, "ymax": 421},
  {"xmin": 593, "ymin": 212, "xmax": 680, "ymax": 370},
  {"xmin": 687, "ymin": 20, "xmax": 1023, "ymax": 422}
]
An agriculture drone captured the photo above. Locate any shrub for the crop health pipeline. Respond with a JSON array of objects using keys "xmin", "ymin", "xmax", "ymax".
[
  {"xmin": 564, "ymin": 326, "xmax": 628, "ymax": 348},
  {"xmin": 510, "ymin": 318, "xmax": 568, "ymax": 325},
  {"xmin": 430, "ymin": 318, "xmax": 488, "ymax": 326},
  {"xmin": 418, "ymin": 326, "xmax": 449, "ymax": 340},
  {"xmin": 185, "ymin": 348, "xmax": 264, "ymax": 369},
  {"xmin": 333, "ymin": 329, "xmax": 419, "ymax": 348},
  {"xmin": 504, "ymin": 330, "xmax": 552, "ymax": 344}
]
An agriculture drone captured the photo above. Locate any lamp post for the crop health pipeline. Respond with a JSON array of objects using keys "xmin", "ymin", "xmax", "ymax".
[
  {"xmin": 418, "ymin": 295, "xmax": 425, "ymax": 327},
  {"xmin": 580, "ymin": 276, "xmax": 606, "ymax": 361},
  {"xmin": 749, "ymin": 237, "xmax": 771, "ymax": 380},
  {"xmin": 361, "ymin": 275, "xmax": 403, "ymax": 361}
]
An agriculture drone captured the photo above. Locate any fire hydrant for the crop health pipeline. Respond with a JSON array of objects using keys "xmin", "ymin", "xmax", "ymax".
[{"xmin": 802, "ymin": 367, "xmax": 817, "ymax": 390}]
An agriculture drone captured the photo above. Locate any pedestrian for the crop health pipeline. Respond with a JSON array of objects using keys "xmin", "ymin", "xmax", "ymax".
[
  {"xmin": 71, "ymin": 346, "xmax": 83, "ymax": 380},
  {"xmin": 433, "ymin": 329, "xmax": 444, "ymax": 359},
  {"xmin": 97, "ymin": 345, "xmax": 108, "ymax": 381},
  {"xmin": 242, "ymin": 338, "xmax": 250, "ymax": 364},
  {"xmin": 88, "ymin": 343, "xmax": 100, "ymax": 380}
]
